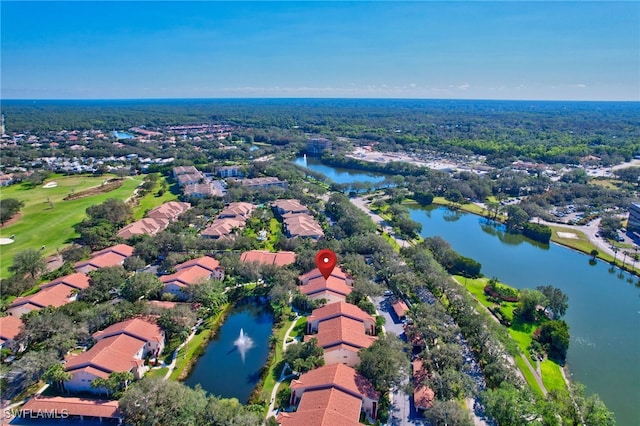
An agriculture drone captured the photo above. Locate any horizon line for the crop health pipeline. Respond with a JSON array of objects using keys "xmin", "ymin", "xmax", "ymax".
[{"xmin": 2, "ymin": 97, "xmax": 639, "ymax": 103}]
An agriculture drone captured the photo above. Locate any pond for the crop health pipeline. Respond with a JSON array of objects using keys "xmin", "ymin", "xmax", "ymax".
[
  {"xmin": 183, "ymin": 302, "xmax": 274, "ymax": 403},
  {"xmin": 112, "ymin": 131, "xmax": 135, "ymax": 139},
  {"xmin": 294, "ymin": 156, "xmax": 386, "ymax": 185},
  {"xmin": 297, "ymin": 159, "xmax": 640, "ymax": 425}
]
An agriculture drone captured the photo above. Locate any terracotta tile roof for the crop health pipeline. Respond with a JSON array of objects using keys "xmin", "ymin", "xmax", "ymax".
[
  {"xmin": 74, "ymin": 244, "xmax": 133, "ymax": 270},
  {"xmin": 117, "ymin": 217, "xmax": 168, "ymax": 239},
  {"xmin": 93, "ymin": 318, "xmax": 163, "ymax": 344},
  {"xmin": 21, "ymin": 396, "xmax": 122, "ymax": 419},
  {"xmin": 40, "ymin": 272, "xmax": 90, "ymax": 290},
  {"xmin": 201, "ymin": 217, "xmax": 246, "ymax": 238},
  {"xmin": 240, "ymin": 250, "xmax": 296, "ymax": 267},
  {"xmin": 282, "ymin": 213, "xmax": 324, "ymax": 238},
  {"xmin": 0, "ymin": 315, "xmax": 23, "ymax": 342},
  {"xmin": 173, "ymin": 165, "xmax": 199, "ymax": 176},
  {"xmin": 299, "ymin": 267, "xmax": 348, "ymax": 283},
  {"xmin": 184, "ymin": 182, "xmax": 222, "ymax": 197},
  {"xmin": 218, "ymin": 202, "xmax": 255, "ymax": 219},
  {"xmin": 306, "ymin": 317, "xmax": 376, "ymax": 350},
  {"xmin": 10, "ymin": 283, "xmax": 78, "ymax": 310},
  {"xmin": 277, "ymin": 388, "xmax": 362, "ymax": 426},
  {"xmin": 147, "ymin": 201, "xmax": 191, "ymax": 221},
  {"xmin": 177, "ymin": 173, "xmax": 203, "ymax": 186},
  {"xmin": 300, "ymin": 276, "xmax": 353, "ymax": 298},
  {"xmin": 272, "ymin": 199, "xmax": 309, "ymax": 214},
  {"xmin": 290, "ymin": 363, "xmax": 378, "ymax": 400},
  {"xmin": 65, "ymin": 334, "xmax": 144, "ymax": 373},
  {"xmin": 92, "ymin": 244, "xmax": 134, "ymax": 258},
  {"xmin": 175, "ymin": 256, "xmax": 221, "ymax": 272},
  {"xmin": 413, "ymin": 359, "xmax": 434, "ymax": 409},
  {"xmin": 392, "ymin": 300, "xmax": 409, "ymax": 318},
  {"xmin": 160, "ymin": 265, "xmax": 213, "ymax": 287},
  {"xmin": 308, "ymin": 302, "xmax": 374, "ymax": 326}
]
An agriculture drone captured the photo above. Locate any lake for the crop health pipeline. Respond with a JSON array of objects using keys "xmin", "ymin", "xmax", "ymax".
[
  {"xmin": 112, "ymin": 131, "xmax": 135, "ymax": 139},
  {"xmin": 294, "ymin": 156, "xmax": 386, "ymax": 185},
  {"xmin": 297, "ymin": 158, "xmax": 640, "ymax": 425},
  {"xmin": 184, "ymin": 302, "xmax": 274, "ymax": 403}
]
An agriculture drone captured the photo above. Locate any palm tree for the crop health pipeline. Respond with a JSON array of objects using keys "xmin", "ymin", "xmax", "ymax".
[
  {"xmin": 590, "ymin": 249, "xmax": 599, "ymax": 261},
  {"xmin": 42, "ymin": 364, "xmax": 71, "ymax": 394},
  {"xmin": 612, "ymin": 247, "xmax": 619, "ymax": 265}
]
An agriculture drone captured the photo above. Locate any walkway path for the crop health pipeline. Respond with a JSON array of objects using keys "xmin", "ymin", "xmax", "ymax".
[
  {"xmin": 266, "ymin": 315, "xmax": 301, "ymax": 419},
  {"xmin": 162, "ymin": 319, "xmax": 202, "ymax": 380},
  {"xmin": 520, "ymin": 353, "xmax": 548, "ymax": 397}
]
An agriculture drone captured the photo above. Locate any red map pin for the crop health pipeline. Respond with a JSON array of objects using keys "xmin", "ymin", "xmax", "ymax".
[{"xmin": 315, "ymin": 249, "xmax": 338, "ymax": 280}]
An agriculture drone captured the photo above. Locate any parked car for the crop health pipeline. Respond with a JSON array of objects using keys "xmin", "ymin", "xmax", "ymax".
[{"xmin": 384, "ymin": 290, "xmax": 393, "ymax": 296}]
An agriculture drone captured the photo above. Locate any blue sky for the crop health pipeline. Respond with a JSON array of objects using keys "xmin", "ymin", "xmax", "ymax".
[{"xmin": 2, "ymin": 1, "xmax": 638, "ymax": 100}]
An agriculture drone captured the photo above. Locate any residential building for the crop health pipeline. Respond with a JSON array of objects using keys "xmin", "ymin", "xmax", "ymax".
[
  {"xmin": 217, "ymin": 165, "xmax": 244, "ymax": 178},
  {"xmin": 413, "ymin": 359, "xmax": 435, "ymax": 410},
  {"xmin": 240, "ymin": 250, "xmax": 296, "ymax": 267},
  {"xmin": 305, "ymin": 316, "xmax": 376, "ymax": 367},
  {"xmin": 19, "ymin": 397, "xmax": 123, "ymax": 423},
  {"xmin": 146, "ymin": 201, "xmax": 191, "ymax": 222},
  {"xmin": 74, "ymin": 244, "xmax": 134, "ymax": 273},
  {"xmin": 241, "ymin": 177, "xmax": 288, "ymax": 190},
  {"xmin": 7, "ymin": 280, "xmax": 86, "ymax": 317},
  {"xmin": 172, "ymin": 165, "xmax": 199, "ymax": 177},
  {"xmin": 282, "ymin": 212, "xmax": 324, "ymax": 239},
  {"xmin": 280, "ymin": 364, "xmax": 379, "ymax": 425},
  {"xmin": 0, "ymin": 315, "xmax": 23, "ymax": 351},
  {"xmin": 272, "ymin": 199, "xmax": 310, "ymax": 216},
  {"xmin": 64, "ymin": 334, "xmax": 146, "ymax": 394},
  {"xmin": 306, "ymin": 137, "xmax": 332, "ymax": 155},
  {"xmin": 117, "ymin": 217, "xmax": 169, "ymax": 239},
  {"xmin": 201, "ymin": 217, "xmax": 245, "ymax": 239},
  {"xmin": 184, "ymin": 182, "xmax": 223, "ymax": 198},
  {"xmin": 218, "ymin": 202, "xmax": 255, "ymax": 219},
  {"xmin": 39, "ymin": 272, "xmax": 90, "ymax": 291},
  {"xmin": 93, "ymin": 317, "xmax": 165, "ymax": 359},
  {"xmin": 391, "ymin": 299, "xmax": 409, "ymax": 320},
  {"xmin": 160, "ymin": 256, "xmax": 224, "ymax": 299},
  {"xmin": 177, "ymin": 172, "xmax": 204, "ymax": 187},
  {"xmin": 628, "ymin": 203, "xmax": 640, "ymax": 232},
  {"xmin": 307, "ymin": 302, "xmax": 375, "ymax": 335}
]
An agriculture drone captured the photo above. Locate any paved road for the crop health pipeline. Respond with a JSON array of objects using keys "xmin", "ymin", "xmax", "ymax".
[{"xmin": 350, "ymin": 196, "xmax": 410, "ymax": 248}]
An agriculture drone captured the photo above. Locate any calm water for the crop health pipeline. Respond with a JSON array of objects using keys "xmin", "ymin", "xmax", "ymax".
[
  {"xmin": 184, "ymin": 303, "xmax": 274, "ymax": 403},
  {"xmin": 299, "ymin": 160, "xmax": 640, "ymax": 425},
  {"xmin": 294, "ymin": 156, "xmax": 386, "ymax": 185}
]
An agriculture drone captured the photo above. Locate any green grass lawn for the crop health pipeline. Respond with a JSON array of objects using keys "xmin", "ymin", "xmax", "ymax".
[
  {"xmin": 0, "ymin": 175, "xmax": 143, "ymax": 278},
  {"xmin": 454, "ymin": 275, "xmax": 567, "ymax": 395},
  {"xmin": 262, "ymin": 317, "xmax": 296, "ymax": 410},
  {"xmin": 132, "ymin": 175, "xmax": 177, "ymax": 220},
  {"xmin": 431, "ymin": 197, "xmax": 489, "ymax": 217},
  {"xmin": 146, "ymin": 367, "xmax": 169, "ymax": 379},
  {"xmin": 170, "ymin": 304, "xmax": 231, "ymax": 381}
]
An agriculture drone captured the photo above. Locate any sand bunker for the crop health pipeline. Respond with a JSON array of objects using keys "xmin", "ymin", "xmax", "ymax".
[
  {"xmin": 0, "ymin": 238, "xmax": 15, "ymax": 245},
  {"xmin": 557, "ymin": 232, "xmax": 579, "ymax": 239},
  {"xmin": 42, "ymin": 181, "xmax": 58, "ymax": 188}
]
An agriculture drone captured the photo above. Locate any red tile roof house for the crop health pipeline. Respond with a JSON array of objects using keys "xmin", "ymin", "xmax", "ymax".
[
  {"xmin": 64, "ymin": 334, "xmax": 146, "ymax": 394},
  {"xmin": 304, "ymin": 316, "xmax": 377, "ymax": 367},
  {"xmin": 201, "ymin": 217, "xmax": 246, "ymax": 239},
  {"xmin": 282, "ymin": 213, "xmax": 324, "ymax": 239},
  {"xmin": 298, "ymin": 267, "xmax": 353, "ymax": 305},
  {"xmin": 218, "ymin": 202, "xmax": 255, "ymax": 219},
  {"xmin": 64, "ymin": 317, "xmax": 163, "ymax": 395},
  {"xmin": 0, "ymin": 315, "xmax": 24, "ymax": 352},
  {"xmin": 146, "ymin": 201, "xmax": 191, "ymax": 222},
  {"xmin": 117, "ymin": 217, "xmax": 169, "ymax": 239},
  {"xmin": 391, "ymin": 299, "xmax": 410, "ymax": 321},
  {"xmin": 239, "ymin": 250, "xmax": 296, "ymax": 267},
  {"xmin": 177, "ymin": 172, "xmax": 204, "ymax": 187},
  {"xmin": 279, "ymin": 364, "xmax": 380, "ymax": 424},
  {"xmin": 92, "ymin": 318, "xmax": 165, "ymax": 359},
  {"xmin": 18, "ymin": 396, "xmax": 122, "ymax": 423},
  {"xmin": 74, "ymin": 244, "xmax": 134, "ymax": 274},
  {"xmin": 160, "ymin": 256, "xmax": 224, "ymax": 300},
  {"xmin": 172, "ymin": 165, "xmax": 199, "ymax": 178},
  {"xmin": 271, "ymin": 199, "xmax": 310, "ymax": 216},
  {"xmin": 307, "ymin": 302, "xmax": 376, "ymax": 336},
  {"xmin": 7, "ymin": 274, "xmax": 90, "ymax": 318},
  {"xmin": 412, "ymin": 359, "xmax": 435, "ymax": 410}
]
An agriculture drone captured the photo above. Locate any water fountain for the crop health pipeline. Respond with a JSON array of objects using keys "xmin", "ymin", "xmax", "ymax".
[{"xmin": 233, "ymin": 328, "xmax": 254, "ymax": 362}]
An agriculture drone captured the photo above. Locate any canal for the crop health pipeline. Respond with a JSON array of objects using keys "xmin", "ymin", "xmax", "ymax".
[
  {"xmin": 297, "ymin": 157, "xmax": 640, "ymax": 425},
  {"xmin": 183, "ymin": 302, "xmax": 274, "ymax": 403}
]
